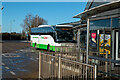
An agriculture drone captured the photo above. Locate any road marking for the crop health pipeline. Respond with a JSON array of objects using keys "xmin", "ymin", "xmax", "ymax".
[
  {"xmin": 36, "ymin": 58, "xmax": 39, "ymax": 60},
  {"xmin": 2, "ymin": 53, "xmax": 21, "ymax": 58},
  {"xmin": 10, "ymin": 71, "xmax": 16, "ymax": 75},
  {"xmin": 20, "ymin": 50, "xmax": 23, "ymax": 52},
  {"xmin": 2, "ymin": 54, "xmax": 5, "ymax": 56},
  {"xmin": 30, "ymin": 58, "xmax": 33, "ymax": 60},
  {"xmin": 5, "ymin": 67, "xmax": 9, "ymax": 69},
  {"xmin": 30, "ymin": 58, "xmax": 35, "ymax": 60},
  {"xmin": 30, "ymin": 58, "xmax": 37, "ymax": 61},
  {"xmin": 2, "ymin": 63, "xmax": 5, "ymax": 65}
]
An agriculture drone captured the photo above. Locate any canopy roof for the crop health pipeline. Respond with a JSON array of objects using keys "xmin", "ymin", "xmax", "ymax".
[
  {"xmin": 73, "ymin": 0, "xmax": 120, "ymax": 19},
  {"xmin": 73, "ymin": 24, "xmax": 87, "ymax": 29}
]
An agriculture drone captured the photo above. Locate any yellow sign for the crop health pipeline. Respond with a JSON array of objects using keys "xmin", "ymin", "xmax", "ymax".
[{"xmin": 99, "ymin": 34, "xmax": 111, "ymax": 54}]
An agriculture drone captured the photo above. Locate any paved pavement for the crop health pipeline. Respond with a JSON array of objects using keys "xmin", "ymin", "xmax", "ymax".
[
  {"xmin": 2, "ymin": 47, "xmax": 41, "ymax": 80},
  {"xmin": 2, "ymin": 40, "xmax": 30, "ymax": 53}
]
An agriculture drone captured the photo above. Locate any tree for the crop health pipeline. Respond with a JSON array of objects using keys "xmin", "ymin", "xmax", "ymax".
[
  {"xmin": 21, "ymin": 30, "xmax": 26, "ymax": 40},
  {"xmin": 21, "ymin": 14, "xmax": 47, "ymax": 37}
]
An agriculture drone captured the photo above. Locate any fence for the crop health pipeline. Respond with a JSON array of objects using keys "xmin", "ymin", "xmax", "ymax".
[
  {"xmin": 54, "ymin": 45, "xmax": 120, "ymax": 79},
  {"xmin": 39, "ymin": 52, "xmax": 97, "ymax": 80},
  {"xmin": 88, "ymin": 52, "xmax": 120, "ymax": 79}
]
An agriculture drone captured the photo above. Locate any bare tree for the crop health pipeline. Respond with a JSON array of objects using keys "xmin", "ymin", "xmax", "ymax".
[
  {"xmin": 21, "ymin": 30, "xmax": 26, "ymax": 39},
  {"xmin": 21, "ymin": 14, "xmax": 47, "ymax": 37}
]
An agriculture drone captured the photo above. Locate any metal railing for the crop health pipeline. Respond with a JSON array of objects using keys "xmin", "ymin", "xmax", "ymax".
[
  {"xmin": 88, "ymin": 53, "xmax": 120, "ymax": 79},
  {"xmin": 54, "ymin": 45, "xmax": 120, "ymax": 79},
  {"xmin": 39, "ymin": 52, "xmax": 97, "ymax": 80}
]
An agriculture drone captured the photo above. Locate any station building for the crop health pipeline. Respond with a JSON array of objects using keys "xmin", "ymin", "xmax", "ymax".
[{"xmin": 73, "ymin": 0, "xmax": 120, "ymax": 78}]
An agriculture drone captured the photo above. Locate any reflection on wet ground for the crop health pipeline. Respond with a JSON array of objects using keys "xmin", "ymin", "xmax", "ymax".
[{"xmin": 2, "ymin": 48, "xmax": 40, "ymax": 80}]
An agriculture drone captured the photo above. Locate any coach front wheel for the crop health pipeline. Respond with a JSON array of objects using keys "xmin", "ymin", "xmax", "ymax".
[{"xmin": 47, "ymin": 44, "xmax": 50, "ymax": 51}]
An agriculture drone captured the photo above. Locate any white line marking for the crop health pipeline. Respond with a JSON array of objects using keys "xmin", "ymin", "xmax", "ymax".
[
  {"xmin": 30, "ymin": 58, "xmax": 33, "ymax": 60},
  {"xmin": 30, "ymin": 58, "xmax": 38, "ymax": 61},
  {"xmin": 4, "ymin": 55, "xmax": 20, "ymax": 58},
  {"xmin": 30, "ymin": 58, "xmax": 35, "ymax": 60},
  {"xmin": 2, "ymin": 54, "xmax": 5, "ymax": 56},
  {"xmin": 5, "ymin": 67, "xmax": 9, "ymax": 69},
  {"xmin": 10, "ymin": 71, "xmax": 16, "ymax": 75},
  {"xmin": 2, "ymin": 63, "xmax": 5, "ymax": 65},
  {"xmin": 36, "ymin": 58, "xmax": 39, "ymax": 60}
]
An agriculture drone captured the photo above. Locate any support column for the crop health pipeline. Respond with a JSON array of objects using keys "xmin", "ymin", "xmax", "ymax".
[
  {"xmin": 77, "ymin": 29, "xmax": 80, "ymax": 49},
  {"xmin": 77, "ymin": 29, "xmax": 81, "ymax": 62},
  {"xmin": 86, "ymin": 18, "xmax": 90, "ymax": 64},
  {"xmin": 86, "ymin": 18, "xmax": 90, "ymax": 79},
  {"xmin": 112, "ymin": 30, "xmax": 115, "ymax": 70}
]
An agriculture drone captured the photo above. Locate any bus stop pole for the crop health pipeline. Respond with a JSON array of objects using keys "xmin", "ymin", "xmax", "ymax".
[{"xmin": 86, "ymin": 18, "xmax": 90, "ymax": 79}]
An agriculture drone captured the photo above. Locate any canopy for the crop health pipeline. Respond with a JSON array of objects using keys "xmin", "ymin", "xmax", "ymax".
[
  {"xmin": 73, "ymin": 24, "xmax": 87, "ymax": 29},
  {"xmin": 73, "ymin": 0, "xmax": 120, "ymax": 19}
]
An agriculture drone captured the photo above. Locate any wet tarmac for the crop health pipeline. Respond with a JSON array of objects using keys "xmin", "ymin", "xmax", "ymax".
[{"xmin": 2, "ymin": 47, "xmax": 42, "ymax": 80}]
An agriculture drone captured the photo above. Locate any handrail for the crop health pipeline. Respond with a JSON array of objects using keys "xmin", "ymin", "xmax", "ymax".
[
  {"xmin": 41, "ymin": 52, "xmax": 95, "ymax": 67},
  {"xmin": 89, "ymin": 56, "xmax": 120, "ymax": 63},
  {"xmin": 61, "ymin": 57, "xmax": 95, "ymax": 67}
]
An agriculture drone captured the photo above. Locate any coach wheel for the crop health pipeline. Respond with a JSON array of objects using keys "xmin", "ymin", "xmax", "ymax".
[
  {"xmin": 35, "ymin": 43, "xmax": 37, "ymax": 48},
  {"xmin": 47, "ymin": 44, "xmax": 50, "ymax": 51}
]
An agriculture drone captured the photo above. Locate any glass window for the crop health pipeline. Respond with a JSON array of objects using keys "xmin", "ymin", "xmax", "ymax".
[
  {"xmin": 90, "ymin": 2, "xmax": 108, "ymax": 9},
  {"xmin": 90, "ymin": 18, "xmax": 111, "ymax": 30},
  {"xmin": 80, "ymin": 31, "xmax": 87, "ymax": 48},
  {"xmin": 31, "ymin": 27, "xmax": 54, "ymax": 33},
  {"xmin": 112, "ymin": 17, "xmax": 119, "ymax": 28},
  {"xmin": 56, "ymin": 29, "xmax": 74, "ymax": 42},
  {"xmin": 90, "ymin": 18, "xmax": 119, "ymax": 30}
]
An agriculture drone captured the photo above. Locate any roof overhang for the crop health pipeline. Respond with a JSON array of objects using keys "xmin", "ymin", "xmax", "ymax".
[
  {"xmin": 73, "ymin": 0, "xmax": 120, "ymax": 19},
  {"xmin": 57, "ymin": 21, "xmax": 81, "ymax": 25},
  {"xmin": 73, "ymin": 24, "xmax": 87, "ymax": 29},
  {"xmin": 56, "ymin": 25, "xmax": 73, "ymax": 27}
]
